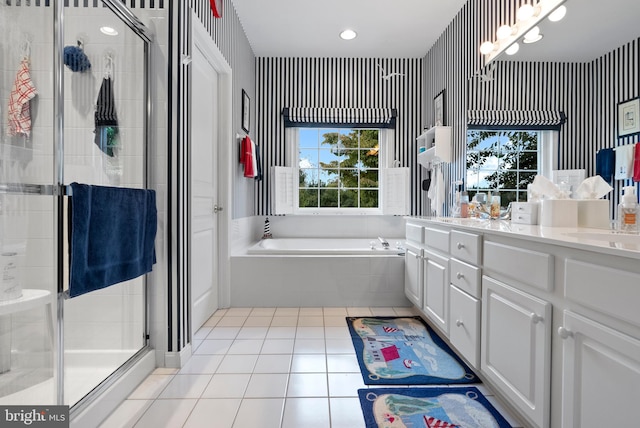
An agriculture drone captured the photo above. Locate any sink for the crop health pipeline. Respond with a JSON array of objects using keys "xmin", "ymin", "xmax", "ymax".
[{"xmin": 563, "ymin": 232, "xmax": 640, "ymax": 246}]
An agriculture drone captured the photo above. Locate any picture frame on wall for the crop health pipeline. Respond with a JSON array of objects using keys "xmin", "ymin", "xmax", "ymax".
[
  {"xmin": 618, "ymin": 97, "xmax": 640, "ymax": 137},
  {"xmin": 434, "ymin": 89, "xmax": 445, "ymax": 126},
  {"xmin": 242, "ymin": 89, "xmax": 250, "ymax": 133}
]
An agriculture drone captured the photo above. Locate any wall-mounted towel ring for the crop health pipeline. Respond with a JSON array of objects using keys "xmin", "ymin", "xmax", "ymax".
[{"xmin": 20, "ymin": 35, "xmax": 32, "ymax": 60}]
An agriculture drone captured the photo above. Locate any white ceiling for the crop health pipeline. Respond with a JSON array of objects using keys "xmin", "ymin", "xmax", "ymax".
[{"xmin": 230, "ymin": 0, "xmax": 467, "ymax": 58}]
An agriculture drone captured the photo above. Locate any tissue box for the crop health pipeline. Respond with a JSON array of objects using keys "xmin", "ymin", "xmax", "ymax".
[
  {"xmin": 511, "ymin": 202, "xmax": 538, "ymax": 225},
  {"xmin": 578, "ymin": 199, "xmax": 610, "ymax": 229},
  {"xmin": 540, "ymin": 199, "xmax": 578, "ymax": 227}
]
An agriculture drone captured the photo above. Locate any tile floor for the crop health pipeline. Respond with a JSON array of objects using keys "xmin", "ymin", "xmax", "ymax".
[{"xmin": 99, "ymin": 307, "xmax": 524, "ymax": 428}]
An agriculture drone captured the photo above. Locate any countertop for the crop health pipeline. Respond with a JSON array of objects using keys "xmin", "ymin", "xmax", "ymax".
[{"xmin": 405, "ymin": 216, "xmax": 640, "ymax": 260}]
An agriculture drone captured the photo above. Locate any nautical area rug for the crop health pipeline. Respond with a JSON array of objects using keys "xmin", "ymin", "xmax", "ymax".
[
  {"xmin": 346, "ymin": 316, "xmax": 478, "ymax": 385},
  {"xmin": 358, "ymin": 387, "xmax": 513, "ymax": 428}
]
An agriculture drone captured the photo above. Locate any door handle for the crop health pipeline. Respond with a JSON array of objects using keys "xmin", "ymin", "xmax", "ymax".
[{"xmin": 213, "ymin": 205, "xmax": 223, "ymax": 214}]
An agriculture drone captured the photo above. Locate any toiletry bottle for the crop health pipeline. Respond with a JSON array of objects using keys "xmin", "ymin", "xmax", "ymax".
[
  {"xmin": 490, "ymin": 191, "xmax": 501, "ymax": 219},
  {"xmin": 618, "ymin": 186, "xmax": 638, "ymax": 233},
  {"xmin": 460, "ymin": 191, "xmax": 469, "ymax": 218}
]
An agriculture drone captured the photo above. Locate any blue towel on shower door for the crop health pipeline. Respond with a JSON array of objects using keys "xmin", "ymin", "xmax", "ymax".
[{"xmin": 69, "ymin": 182, "xmax": 157, "ymax": 298}]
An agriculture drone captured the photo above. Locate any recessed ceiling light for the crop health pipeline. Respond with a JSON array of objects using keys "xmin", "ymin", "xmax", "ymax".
[
  {"xmin": 505, "ymin": 42, "xmax": 520, "ymax": 55},
  {"xmin": 340, "ymin": 29, "xmax": 357, "ymax": 40},
  {"xmin": 100, "ymin": 26, "xmax": 118, "ymax": 36},
  {"xmin": 523, "ymin": 26, "xmax": 543, "ymax": 44},
  {"xmin": 548, "ymin": 5, "xmax": 567, "ymax": 22}
]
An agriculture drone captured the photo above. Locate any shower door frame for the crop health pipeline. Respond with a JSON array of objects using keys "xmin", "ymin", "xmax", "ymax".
[{"xmin": 53, "ymin": 0, "xmax": 155, "ymax": 414}]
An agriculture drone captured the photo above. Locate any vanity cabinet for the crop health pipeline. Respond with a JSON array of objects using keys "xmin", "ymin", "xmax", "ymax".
[
  {"xmin": 404, "ymin": 241, "xmax": 422, "ymax": 307},
  {"xmin": 422, "ymin": 248, "xmax": 449, "ymax": 335},
  {"xmin": 482, "ymin": 275, "xmax": 552, "ymax": 428}
]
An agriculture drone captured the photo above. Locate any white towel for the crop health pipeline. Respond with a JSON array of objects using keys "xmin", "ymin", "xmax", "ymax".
[
  {"xmin": 250, "ymin": 140, "xmax": 258, "ymax": 179},
  {"xmin": 435, "ymin": 167, "xmax": 445, "ymax": 217},
  {"xmin": 614, "ymin": 144, "xmax": 635, "ymax": 180},
  {"xmin": 7, "ymin": 58, "xmax": 37, "ymax": 137}
]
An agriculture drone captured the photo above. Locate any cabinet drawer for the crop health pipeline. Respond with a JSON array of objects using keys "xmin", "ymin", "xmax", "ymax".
[
  {"xmin": 450, "ymin": 258, "xmax": 481, "ymax": 298},
  {"xmin": 450, "ymin": 230, "xmax": 481, "ymax": 265},
  {"xmin": 511, "ymin": 202, "xmax": 538, "ymax": 215},
  {"xmin": 449, "ymin": 285, "xmax": 480, "ymax": 368},
  {"xmin": 425, "ymin": 227, "xmax": 450, "ymax": 253},
  {"xmin": 406, "ymin": 223, "xmax": 424, "ymax": 244},
  {"xmin": 511, "ymin": 212, "xmax": 538, "ymax": 225},
  {"xmin": 565, "ymin": 259, "xmax": 640, "ymax": 328},
  {"xmin": 484, "ymin": 241, "xmax": 553, "ymax": 291}
]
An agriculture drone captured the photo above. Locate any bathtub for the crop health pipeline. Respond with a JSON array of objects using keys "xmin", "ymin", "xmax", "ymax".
[
  {"xmin": 247, "ymin": 238, "xmax": 405, "ymax": 255},
  {"xmin": 231, "ymin": 238, "xmax": 409, "ymax": 307}
]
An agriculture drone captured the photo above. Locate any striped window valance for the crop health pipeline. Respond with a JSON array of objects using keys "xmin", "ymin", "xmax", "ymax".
[
  {"xmin": 467, "ymin": 110, "xmax": 566, "ymax": 130},
  {"xmin": 282, "ymin": 107, "xmax": 397, "ymax": 129}
]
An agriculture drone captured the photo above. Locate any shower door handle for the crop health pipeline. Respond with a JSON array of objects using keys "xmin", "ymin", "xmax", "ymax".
[{"xmin": 213, "ymin": 205, "xmax": 223, "ymax": 214}]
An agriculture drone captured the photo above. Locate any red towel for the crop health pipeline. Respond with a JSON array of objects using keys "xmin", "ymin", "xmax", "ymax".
[
  {"xmin": 633, "ymin": 143, "xmax": 640, "ymax": 182},
  {"xmin": 242, "ymin": 136, "xmax": 255, "ymax": 178},
  {"xmin": 7, "ymin": 58, "xmax": 37, "ymax": 137}
]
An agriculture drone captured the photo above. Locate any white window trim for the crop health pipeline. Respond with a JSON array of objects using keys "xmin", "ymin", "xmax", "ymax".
[{"xmin": 285, "ymin": 127, "xmax": 397, "ymax": 215}]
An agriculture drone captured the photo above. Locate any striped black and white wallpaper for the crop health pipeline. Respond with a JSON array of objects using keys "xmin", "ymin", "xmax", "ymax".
[
  {"xmin": 255, "ymin": 57, "xmax": 423, "ymax": 215},
  {"xmin": 425, "ymin": 0, "xmax": 639, "ymax": 216},
  {"xmin": 3, "ymin": 1, "xmax": 166, "ymax": 8}
]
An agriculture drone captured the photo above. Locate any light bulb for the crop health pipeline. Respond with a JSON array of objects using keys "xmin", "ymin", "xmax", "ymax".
[
  {"xmin": 339, "ymin": 29, "xmax": 357, "ymax": 40},
  {"xmin": 517, "ymin": 4, "xmax": 535, "ymax": 21},
  {"xmin": 480, "ymin": 41, "xmax": 495, "ymax": 55},
  {"xmin": 548, "ymin": 5, "xmax": 567, "ymax": 22},
  {"xmin": 496, "ymin": 25, "xmax": 513, "ymax": 40},
  {"xmin": 523, "ymin": 26, "xmax": 543, "ymax": 43},
  {"xmin": 505, "ymin": 42, "xmax": 520, "ymax": 55}
]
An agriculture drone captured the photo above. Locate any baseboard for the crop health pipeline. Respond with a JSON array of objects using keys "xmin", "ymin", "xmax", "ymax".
[{"xmin": 163, "ymin": 343, "xmax": 192, "ymax": 368}]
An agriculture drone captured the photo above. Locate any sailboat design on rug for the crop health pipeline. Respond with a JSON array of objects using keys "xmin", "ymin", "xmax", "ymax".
[{"xmin": 347, "ymin": 317, "xmax": 477, "ymax": 385}]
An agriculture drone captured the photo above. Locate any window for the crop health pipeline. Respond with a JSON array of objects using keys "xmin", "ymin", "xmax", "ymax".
[
  {"xmin": 297, "ymin": 128, "xmax": 380, "ymax": 210},
  {"xmin": 466, "ymin": 130, "xmax": 542, "ymax": 205}
]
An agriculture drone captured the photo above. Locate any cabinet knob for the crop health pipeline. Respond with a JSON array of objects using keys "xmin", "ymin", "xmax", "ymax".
[
  {"xmin": 456, "ymin": 242, "xmax": 465, "ymax": 250},
  {"xmin": 558, "ymin": 326, "xmax": 574, "ymax": 339},
  {"xmin": 456, "ymin": 319, "xmax": 464, "ymax": 327},
  {"xmin": 530, "ymin": 313, "xmax": 543, "ymax": 324},
  {"xmin": 415, "ymin": 253, "xmax": 420, "ymax": 260},
  {"xmin": 456, "ymin": 272, "xmax": 464, "ymax": 280}
]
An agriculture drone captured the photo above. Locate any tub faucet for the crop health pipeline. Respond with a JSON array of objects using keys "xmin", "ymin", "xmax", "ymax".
[{"xmin": 378, "ymin": 237, "xmax": 390, "ymax": 248}]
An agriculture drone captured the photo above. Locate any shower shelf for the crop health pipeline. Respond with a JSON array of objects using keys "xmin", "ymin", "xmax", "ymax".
[{"xmin": 0, "ymin": 289, "xmax": 53, "ymax": 316}]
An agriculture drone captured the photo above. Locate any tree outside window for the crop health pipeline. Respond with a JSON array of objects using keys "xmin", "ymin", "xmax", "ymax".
[{"xmin": 466, "ymin": 130, "xmax": 539, "ymax": 206}]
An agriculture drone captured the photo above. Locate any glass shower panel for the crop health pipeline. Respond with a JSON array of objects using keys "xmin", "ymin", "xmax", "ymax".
[
  {"xmin": 62, "ymin": 5, "xmax": 146, "ymax": 406},
  {"xmin": 0, "ymin": 2, "xmax": 57, "ymax": 405}
]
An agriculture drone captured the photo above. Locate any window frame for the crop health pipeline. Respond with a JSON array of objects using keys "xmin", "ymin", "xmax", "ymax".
[{"xmin": 286, "ymin": 127, "xmax": 395, "ymax": 215}]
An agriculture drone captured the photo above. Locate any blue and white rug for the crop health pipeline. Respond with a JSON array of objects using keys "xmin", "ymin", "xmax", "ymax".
[
  {"xmin": 347, "ymin": 316, "xmax": 477, "ymax": 385},
  {"xmin": 358, "ymin": 387, "xmax": 513, "ymax": 428}
]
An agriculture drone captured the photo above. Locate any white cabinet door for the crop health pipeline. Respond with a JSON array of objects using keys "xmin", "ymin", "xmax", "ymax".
[
  {"xmin": 450, "ymin": 284, "xmax": 480, "ymax": 368},
  {"xmin": 423, "ymin": 249, "xmax": 449, "ymax": 336},
  {"xmin": 482, "ymin": 275, "xmax": 552, "ymax": 428},
  {"xmin": 559, "ymin": 310, "xmax": 640, "ymax": 428},
  {"xmin": 404, "ymin": 242, "xmax": 422, "ymax": 307}
]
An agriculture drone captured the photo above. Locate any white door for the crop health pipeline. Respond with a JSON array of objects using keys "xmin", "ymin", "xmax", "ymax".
[
  {"xmin": 481, "ymin": 275, "xmax": 552, "ymax": 428},
  {"xmin": 559, "ymin": 310, "xmax": 640, "ymax": 428},
  {"xmin": 190, "ymin": 41, "xmax": 220, "ymax": 330}
]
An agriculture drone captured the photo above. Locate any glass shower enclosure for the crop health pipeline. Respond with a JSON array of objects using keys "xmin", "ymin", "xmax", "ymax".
[{"xmin": 0, "ymin": 0, "xmax": 152, "ymax": 411}]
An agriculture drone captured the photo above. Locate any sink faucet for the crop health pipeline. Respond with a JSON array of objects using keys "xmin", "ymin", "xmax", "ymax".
[{"xmin": 378, "ymin": 237, "xmax": 390, "ymax": 248}]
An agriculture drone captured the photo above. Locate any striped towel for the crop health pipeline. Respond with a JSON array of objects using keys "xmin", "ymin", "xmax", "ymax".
[{"xmin": 7, "ymin": 58, "xmax": 37, "ymax": 137}]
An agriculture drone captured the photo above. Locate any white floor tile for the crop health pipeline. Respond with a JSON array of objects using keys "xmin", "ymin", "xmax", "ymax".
[
  {"xmin": 275, "ymin": 308, "xmax": 299, "ymax": 316},
  {"xmin": 193, "ymin": 327, "xmax": 212, "ymax": 340},
  {"xmin": 158, "ymin": 374, "xmax": 211, "ymax": 399},
  {"xmin": 254, "ymin": 354, "xmax": 292, "ymax": 373},
  {"xmin": 298, "ymin": 307, "xmax": 323, "ymax": 316},
  {"xmin": 324, "ymin": 316, "xmax": 348, "ymax": 327},
  {"xmin": 243, "ymin": 316, "xmax": 273, "ymax": 327},
  {"xmin": 325, "ymin": 326, "xmax": 352, "ymax": 339},
  {"xmin": 217, "ymin": 316, "xmax": 247, "ymax": 327},
  {"xmin": 346, "ymin": 307, "xmax": 373, "ymax": 317},
  {"xmin": 203, "ymin": 316, "xmax": 222, "ymax": 327},
  {"xmin": 250, "ymin": 307, "xmax": 277, "ymax": 316},
  {"xmin": 236, "ymin": 325, "xmax": 269, "ymax": 339},
  {"xmin": 244, "ymin": 373, "xmax": 289, "ymax": 398},
  {"xmin": 327, "ymin": 373, "xmax": 365, "ymax": 397},
  {"xmin": 233, "ymin": 398, "xmax": 284, "ymax": 428},
  {"xmin": 294, "ymin": 339, "xmax": 326, "ymax": 354},
  {"xmin": 369, "ymin": 307, "xmax": 397, "ymax": 316},
  {"xmin": 290, "ymin": 354, "xmax": 327, "ymax": 373},
  {"xmin": 271, "ymin": 316, "xmax": 298, "ymax": 327},
  {"xmin": 261, "ymin": 339, "xmax": 295, "ymax": 354},
  {"xmin": 393, "ymin": 306, "xmax": 417, "ymax": 316},
  {"xmin": 152, "ymin": 368, "xmax": 179, "ymax": 375},
  {"xmin": 227, "ymin": 339, "xmax": 264, "ymax": 354},
  {"xmin": 327, "ymin": 355, "xmax": 360, "ymax": 373},
  {"xmin": 297, "ymin": 316, "xmax": 324, "ymax": 327},
  {"xmin": 282, "ymin": 397, "xmax": 330, "ymax": 428},
  {"xmin": 323, "ymin": 307, "xmax": 347, "ymax": 316},
  {"xmin": 201, "ymin": 374, "xmax": 251, "ymax": 398},
  {"xmin": 287, "ymin": 373, "xmax": 328, "ymax": 397},
  {"xmin": 128, "ymin": 374, "xmax": 173, "ymax": 400},
  {"xmin": 178, "ymin": 355, "xmax": 224, "ymax": 374},
  {"xmin": 330, "ymin": 397, "xmax": 366, "ymax": 428},
  {"xmin": 296, "ymin": 326, "xmax": 325, "ymax": 339},
  {"xmin": 206, "ymin": 326, "xmax": 241, "ymax": 340},
  {"xmin": 266, "ymin": 326, "xmax": 297, "ymax": 339},
  {"xmin": 133, "ymin": 398, "xmax": 197, "ymax": 428},
  {"xmin": 183, "ymin": 398, "xmax": 241, "ymax": 428},
  {"xmin": 194, "ymin": 339, "xmax": 234, "ymax": 355},
  {"xmin": 99, "ymin": 399, "xmax": 152, "ymax": 428},
  {"xmin": 225, "ymin": 308, "xmax": 253, "ymax": 316},
  {"xmin": 325, "ymin": 338, "xmax": 356, "ymax": 354},
  {"xmin": 216, "ymin": 354, "xmax": 259, "ymax": 373}
]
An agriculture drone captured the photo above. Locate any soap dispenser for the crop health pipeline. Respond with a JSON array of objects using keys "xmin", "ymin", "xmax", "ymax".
[{"xmin": 618, "ymin": 186, "xmax": 638, "ymax": 233}]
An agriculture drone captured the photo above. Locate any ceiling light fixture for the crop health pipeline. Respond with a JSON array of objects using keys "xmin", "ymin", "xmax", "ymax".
[
  {"xmin": 339, "ymin": 29, "xmax": 357, "ymax": 40},
  {"xmin": 496, "ymin": 25, "xmax": 514, "ymax": 40},
  {"xmin": 479, "ymin": 41, "xmax": 496, "ymax": 55},
  {"xmin": 516, "ymin": 3, "xmax": 539, "ymax": 22},
  {"xmin": 100, "ymin": 26, "xmax": 118, "ymax": 36},
  {"xmin": 523, "ymin": 26, "xmax": 543, "ymax": 44},
  {"xmin": 548, "ymin": 5, "xmax": 567, "ymax": 22},
  {"xmin": 505, "ymin": 42, "xmax": 520, "ymax": 55}
]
